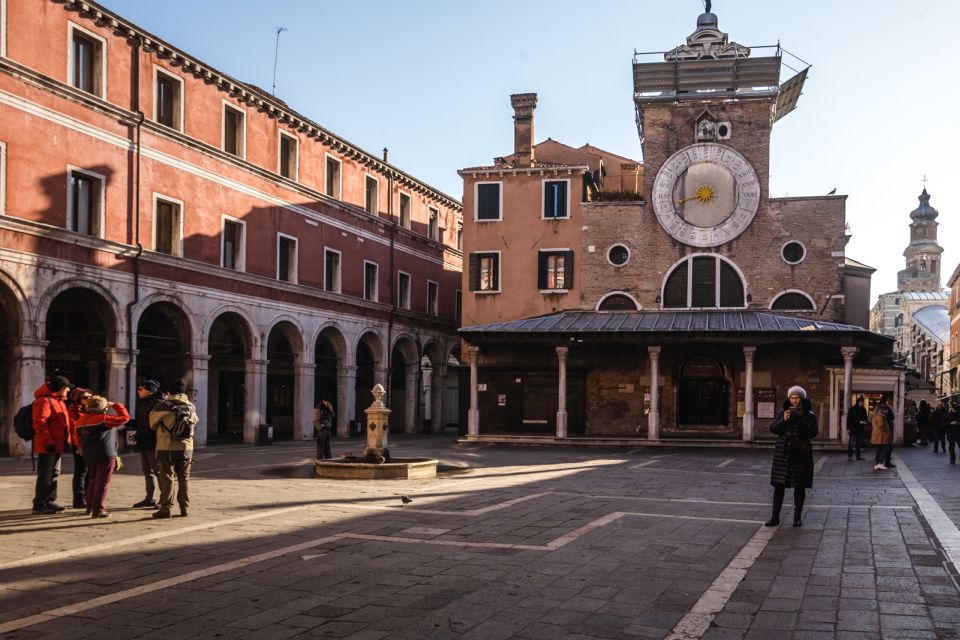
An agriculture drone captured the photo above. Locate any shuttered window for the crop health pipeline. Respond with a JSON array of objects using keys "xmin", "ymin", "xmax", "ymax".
[
  {"xmin": 538, "ymin": 250, "xmax": 574, "ymax": 290},
  {"xmin": 476, "ymin": 183, "xmax": 501, "ymax": 220},
  {"xmin": 543, "ymin": 180, "xmax": 568, "ymax": 218},
  {"xmin": 469, "ymin": 252, "xmax": 499, "ymax": 292},
  {"xmin": 662, "ymin": 256, "xmax": 745, "ymax": 309}
]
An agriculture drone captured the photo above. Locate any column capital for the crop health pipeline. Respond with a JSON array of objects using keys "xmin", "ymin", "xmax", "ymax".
[
  {"xmin": 338, "ymin": 364, "xmax": 359, "ymax": 375},
  {"xmin": 743, "ymin": 346, "xmax": 756, "ymax": 359},
  {"xmin": 190, "ymin": 353, "xmax": 212, "ymax": 362},
  {"xmin": 556, "ymin": 346, "xmax": 569, "ymax": 359},
  {"xmin": 841, "ymin": 346, "xmax": 859, "ymax": 360},
  {"xmin": 648, "ymin": 346, "xmax": 661, "ymax": 358},
  {"xmin": 467, "ymin": 345, "xmax": 480, "ymax": 356}
]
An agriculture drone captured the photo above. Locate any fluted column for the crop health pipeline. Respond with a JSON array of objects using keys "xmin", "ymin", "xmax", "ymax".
[
  {"xmin": 189, "ymin": 354, "xmax": 211, "ymax": 446},
  {"xmin": 556, "ymin": 346, "xmax": 569, "ymax": 438},
  {"xmin": 647, "ymin": 346, "xmax": 661, "ymax": 440},
  {"xmin": 244, "ymin": 359, "xmax": 268, "ymax": 444},
  {"xmin": 337, "ymin": 364, "xmax": 356, "ymax": 438},
  {"xmin": 839, "ymin": 346, "xmax": 858, "ymax": 441},
  {"xmin": 742, "ymin": 346, "xmax": 756, "ymax": 442},
  {"xmin": 467, "ymin": 346, "xmax": 480, "ymax": 436}
]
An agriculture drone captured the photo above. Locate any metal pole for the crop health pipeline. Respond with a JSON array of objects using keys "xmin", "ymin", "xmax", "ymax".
[{"xmin": 272, "ymin": 27, "xmax": 287, "ymax": 96}]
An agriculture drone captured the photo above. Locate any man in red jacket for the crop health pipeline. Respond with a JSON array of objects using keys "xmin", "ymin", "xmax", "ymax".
[{"xmin": 32, "ymin": 375, "xmax": 72, "ymax": 514}]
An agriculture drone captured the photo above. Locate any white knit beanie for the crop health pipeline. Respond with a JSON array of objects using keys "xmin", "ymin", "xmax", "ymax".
[{"xmin": 787, "ymin": 385, "xmax": 807, "ymax": 399}]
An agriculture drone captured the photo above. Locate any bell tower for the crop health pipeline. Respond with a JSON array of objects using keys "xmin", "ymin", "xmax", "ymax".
[{"xmin": 897, "ymin": 188, "xmax": 944, "ymax": 292}]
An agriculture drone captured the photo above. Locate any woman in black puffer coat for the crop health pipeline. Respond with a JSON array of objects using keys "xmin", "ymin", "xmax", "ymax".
[{"xmin": 766, "ymin": 385, "xmax": 818, "ymax": 527}]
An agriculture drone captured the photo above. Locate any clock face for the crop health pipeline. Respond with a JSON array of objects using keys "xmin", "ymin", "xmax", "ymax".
[{"xmin": 652, "ymin": 143, "xmax": 761, "ymax": 247}]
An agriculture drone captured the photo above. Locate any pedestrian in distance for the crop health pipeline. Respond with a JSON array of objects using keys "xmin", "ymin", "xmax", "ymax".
[
  {"xmin": 149, "ymin": 380, "xmax": 198, "ymax": 519},
  {"xmin": 314, "ymin": 397, "xmax": 335, "ymax": 460},
  {"xmin": 877, "ymin": 397, "xmax": 896, "ymax": 468},
  {"xmin": 917, "ymin": 399, "xmax": 931, "ymax": 446},
  {"xmin": 766, "ymin": 385, "xmax": 818, "ymax": 528},
  {"xmin": 846, "ymin": 396, "xmax": 868, "ymax": 461},
  {"xmin": 946, "ymin": 402, "xmax": 960, "ymax": 465},
  {"xmin": 74, "ymin": 396, "xmax": 130, "ymax": 518},
  {"xmin": 65, "ymin": 386, "xmax": 92, "ymax": 509},
  {"xmin": 932, "ymin": 400, "xmax": 947, "ymax": 453},
  {"xmin": 132, "ymin": 379, "xmax": 163, "ymax": 509},
  {"xmin": 31, "ymin": 375, "xmax": 72, "ymax": 514},
  {"xmin": 871, "ymin": 404, "xmax": 892, "ymax": 471}
]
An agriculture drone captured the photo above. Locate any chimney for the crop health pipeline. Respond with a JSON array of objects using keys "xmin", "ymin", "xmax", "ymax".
[
  {"xmin": 382, "ymin": 147, "xmax": 389, "ymax": 162},
  {"xmin": 510, "ymin": 93, "xmax": 537, "ymax": 167}
]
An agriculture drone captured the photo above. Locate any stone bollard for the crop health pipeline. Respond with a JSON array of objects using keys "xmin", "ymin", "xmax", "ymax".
[{"xmin": 363, "ymin": 384, "xmax": 391, "ymax": 463}]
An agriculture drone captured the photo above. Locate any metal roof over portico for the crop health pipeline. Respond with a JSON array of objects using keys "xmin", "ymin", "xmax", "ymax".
[{"xmin": 460, "ymin": 310, "xmax": 894, "ymax": 349}]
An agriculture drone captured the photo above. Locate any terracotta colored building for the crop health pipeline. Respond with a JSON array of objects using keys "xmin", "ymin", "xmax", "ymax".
[
  {"xmin": 0, "ymin": 0, "xmax": 463, "ymax": 455},
  {"xmin": 459, "ymin": 9, "xmax": 899, "ymax": 445}
]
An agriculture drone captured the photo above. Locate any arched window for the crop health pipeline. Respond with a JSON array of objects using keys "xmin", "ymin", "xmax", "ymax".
[
  {"xmin": 931, "ymin": 259, "xmax": 937, "ymax": 274},
  {"xmin": 895, "ymin": 313, "xmax": 904, "ymax": 327},
  {"xmin": 771, "ymin": 292, "xmax": 815, "ymax": 311},
  {"xmin": 662, "ymin": 255, "xmax": 745, "ymax": 309},
  {"xmin": 597, "ymin": 293, "xmax": 639, "ymax": 311},
  {"xmin": 920, "ymin": 258, "xmax": 927, "ymax": 272}
]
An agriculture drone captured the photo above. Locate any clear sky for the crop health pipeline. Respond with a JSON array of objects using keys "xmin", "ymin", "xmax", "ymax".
[{"xmin": 98, "ymin": 0, "xmax": 960, "ymax": 306}]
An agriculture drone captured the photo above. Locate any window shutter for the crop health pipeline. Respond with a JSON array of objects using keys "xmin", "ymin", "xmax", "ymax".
[
  {"xmin": 537, "ymin": 252, "xmax": 549, "ymax": 289},
  {"xmin": 544, "ymin": 183, "xmax": 555, "ymax": 218},
  {"xmin": 663, "ymin": 261, "xmax": 688, "ymax": 308},
  {"xmin": 563, "ymin": 250, "xmax": 574, "ymax": 289},
  {"xmin": 469, "ymin": 253, "xmax": 481, "ymax": 291},
  {"xmin": 557, "ymin": 182, "xmax": 567, "ymax": 217}
]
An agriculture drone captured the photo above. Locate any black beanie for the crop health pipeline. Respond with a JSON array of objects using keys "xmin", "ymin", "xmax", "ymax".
[
  {"xmin": 140, "ymin": 379, "xmax": 161, "ymax": 394},
  {"xmin": 166, "ymin": 379, "xmax": 186, "ymax": 395},
  {"xmin": 47, "ymin": 376, "xmax": 70, "ymax": 392}
]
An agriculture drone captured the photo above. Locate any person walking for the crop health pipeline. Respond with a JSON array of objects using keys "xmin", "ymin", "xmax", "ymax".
[
  {"xmin": 932, "ymin": 400, "xmax": 947, "ymax": 453},
  {"xmin": 846, "ymin": 396, "xmax": 868, "ymax": 461},
  {"xmin": 65, "ymin": 386, "xmax": 92, "ymax": 509},
  {"xmin": 946, "ymin": 402, "xmax": 960, "ymax": 465},
  {"xmin": 877, "ymin": 397, "xmax": 896, "ymax": 468},
  {"xmin": 31, "ymin": 375, "xmax": 72, "ymax": 514},
  {"xmin": 314, "ymin": 397, "xmax": 335, "ymax": 460},
  {"xmin": 917, "ymin": 400, "xmax": 931, "ymax": 446},
  {"xmin": 766, "ymin": 386, "xmax": 818, "ymax": 528},
  {"xmin": 872, "ymin": 404, "xmax": 892, "ymax": 470},
  {"xmin": 132, "ymin": 379, "xmax": 163, "ymax": 508},
  {"xmin": 74, "ymin": 396, "xmax": 130, "ymax": 518},
  {"xmin": 149, "ymin": 380, "xmax": 198, "ymax": 519}
]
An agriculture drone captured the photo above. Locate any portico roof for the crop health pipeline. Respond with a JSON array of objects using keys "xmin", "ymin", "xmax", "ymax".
[{"xmin": 460, "ymin": 310, "xmax": 893, "ymax": 349}]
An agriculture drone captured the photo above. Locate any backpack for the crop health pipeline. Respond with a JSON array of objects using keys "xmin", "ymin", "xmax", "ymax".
[
  {"xmin": 163, "ymin": 401, "xmax": 195, "ymax": 441},
  {"xmin": 14, "ymin": 403, "xmax": 35, "ymax": 441}
]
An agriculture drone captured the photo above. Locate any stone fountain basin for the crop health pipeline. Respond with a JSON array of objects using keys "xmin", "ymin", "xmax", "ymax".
[{"xmin": 315, "ymin": 457, "xmax": 439, "ymax": 480}]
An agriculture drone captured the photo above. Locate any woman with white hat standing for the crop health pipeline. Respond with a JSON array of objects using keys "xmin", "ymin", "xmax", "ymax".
[{"xmin": 766, "ymin": 385, "xmax": 818, "ymax": 527}]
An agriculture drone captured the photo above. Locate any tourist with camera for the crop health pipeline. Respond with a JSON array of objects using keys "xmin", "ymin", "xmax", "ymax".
[{"xmin": 766, "ymin": 385, "xmax": 818, "ymax": 527}]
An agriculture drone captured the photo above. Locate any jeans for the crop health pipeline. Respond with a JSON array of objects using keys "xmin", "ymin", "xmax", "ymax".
[
  {"xmin": 85, "ymin": 458, "xmax": 116, "ymax": 514},
  {"xmin": 33, "ymin": 453, "xmax": 62, "ymax": 509},
  {"xmin": 157, "ymin": 456, "xmax": 192, "ymax": 513},
  {"xmin": 847, "ymin": 428, "xmax": 863, "ymax": 458},
  {"xmin": 932, "ymin": 429, "xmax": 947, "ymax": 453},
  {"xmin": 139, "ymin": 449, "xmax": 158, "ymax": 501},
  {"xmin": 316, "ymin": 428, "xmax": 332, "ymax": 460}
]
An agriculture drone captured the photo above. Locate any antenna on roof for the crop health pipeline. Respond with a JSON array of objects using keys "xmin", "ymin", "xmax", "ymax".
[{"xmin": 271, "ymin": 26, "xmax": 288, "ymax": 96}]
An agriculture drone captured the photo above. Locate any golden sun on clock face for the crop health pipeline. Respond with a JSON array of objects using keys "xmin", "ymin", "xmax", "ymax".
[{"xmin": 652, "ymin": 143, "xmax": 761, "ymax": 248}]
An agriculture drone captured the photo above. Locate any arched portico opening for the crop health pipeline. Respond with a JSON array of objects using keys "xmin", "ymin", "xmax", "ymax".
[
  {"xmin": 266, "ymin": 322, "xmax": 303, "ymax": 440},
  {"xmin": 208, "ymin": 312, "xmax": 252, "ymax": 441},
  {"xmin": 45, "ymin": 287, "xmax": 117, "ymax": 392},
  {"xmin": 355, "ymin": 332, "xmax": 382, "ymax": 423},
  {"xmin": 390, "ymin": 336, "xmax": 419, "ymax": 433},
  {"xmin": 315, "ymin": 327, "xmax": 345, "ymax": 420},
  {"xmin": 136, "ymin": 301, "xmax": 191, "ymax": 388},
  {"xmin": 677, "ymin": 354, "xmax": 730, "ymax": 427},
  {"xmin": 0, "ymin": 280, "xmax": 21, "ymax": 453}
]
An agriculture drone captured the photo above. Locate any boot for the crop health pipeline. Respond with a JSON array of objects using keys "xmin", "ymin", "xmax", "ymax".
[
  {"xmin": 793, "ymin": 489, "xmax": 805, "ymax": 527},
  {"xmin": 765, "ymin": 487, "xmax": 784, "ymax": 527}
]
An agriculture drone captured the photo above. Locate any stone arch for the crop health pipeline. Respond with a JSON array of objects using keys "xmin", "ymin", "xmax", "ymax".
[
  {"xmin": 265, "ymin": 320, "xmax": 305, "ymax": 440},
  {"xmin": 262, "ymin": 316, "xmax": 306, "ymax": 363},
  {"xmin": 206, "ymin": 310, "xmax": 256, "ymax": 441},
  {"xmin": 0, "ymin": 269, "xmax": 27, "ymax": 454},
  {"xmin": 0, "ymin": 267, "xmax": 31, "ymax": 341},
  {"xmin": 769, "ymin": 289, "xmax": 816, "ymax": 312},
  {"xmin": 354, "ymin": 330, "xmax": 385, "ymax": 419},
  {"xmin": 43, "ymin": 284, "xmax": 121, "ymax": 391},
  {"xmin": 314, "ymin": 323, "xmax": 348, "ymax": 424},
  {"xmin": 390, "ymin": 334, "xmax": 420, "ymax": 432},
  {"xmin": 135, "ymin": 298, "xmax": 194, "ymax": 386},
  {"xmin": 37, "ymin": 278, "xmax": 123, "ymax": 346},
  {"xmin": 661, "ymin": 253, "xmax": 747, "ymax": 309},
  {"xmin": 596, "ymin": 291, "xmax": 641, "ymax": 311}
]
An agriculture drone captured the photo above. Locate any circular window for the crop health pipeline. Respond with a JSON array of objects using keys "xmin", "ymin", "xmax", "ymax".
[
  {"xmin": 781, "ymin": 241, "xmax": 806, "ymax": 265},
  {"xmin": 607, "ymin": 244, "xmax": 630, "ymax": 267}
]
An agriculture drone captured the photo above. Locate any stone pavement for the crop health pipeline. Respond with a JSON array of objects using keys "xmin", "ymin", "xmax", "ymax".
[{"xmin": 0, "ymin": 436, "xmax": 959, "ymax": 640}]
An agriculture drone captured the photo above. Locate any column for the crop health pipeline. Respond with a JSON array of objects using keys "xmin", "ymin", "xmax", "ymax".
[
  {"xmin": 337, "ymin": 364, "xmax": 357, "ymax": 438},
  {"xmin": 294, "ymin": 362, "xmax": 315, "ymax": 440},
  {"xmin": 556, "ymin": 346, "xmax": 569, "ymax": 438},
  {"xmin": 839, "ymin": 346, "xmax": 858, "ymax": 441},
  {"xmin": 244, "ymin": 359, "xmax": 268, "ymax": 444},
  {"xmin": 189, "ymin": 354, "xmax": 211, "ymax": 447},
  {"xmin": 742, "ymin": 346, "xmax": 756, "ymax": 442},
  {"xmin": 104, "ymin": 347, "xmax": 131, "ymax": 407},
  {"xmin": 404, "ymin": 364, "xmax": 418, "ymax": 434},
  {"xmin": 647, "ymin": 346, "xmax": 661, "ymax": 441},
  {"xmin": 431, "ymin": 364, "xmax": 447, "ymax": 434},
  {"xmin": 467, "ymin": 345, "xmax": 480, "ymax": 436},
  {"xmin": 14, "ymin": 339, "xmax": 47, "ymax": 458}
]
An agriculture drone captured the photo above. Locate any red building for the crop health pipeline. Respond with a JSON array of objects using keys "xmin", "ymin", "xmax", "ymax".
[{"xmin": 0, "ymin": 0, "xmax": 463, "ymax": 454}]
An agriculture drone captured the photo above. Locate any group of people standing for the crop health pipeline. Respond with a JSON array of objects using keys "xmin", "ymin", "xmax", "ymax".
[
  {"xmin": 915, "ymin": 399, "xmax": 960, "ymax": 463},
  {"xmin": 30, "ymin": 375, "xmax": 198, "ymax": 519},
  {"xmin": 845, "ymin": 396, "xmax": 896, "ymax": 470}
]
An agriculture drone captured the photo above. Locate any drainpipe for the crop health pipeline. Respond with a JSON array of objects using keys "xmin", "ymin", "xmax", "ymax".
[
  {"xmin": 124, "ymin": 36, "xmax": 144, "ymax": 407},
  {"xmin": 385, "ymin": 171, "xmax": 396, "ymax": 405}
]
